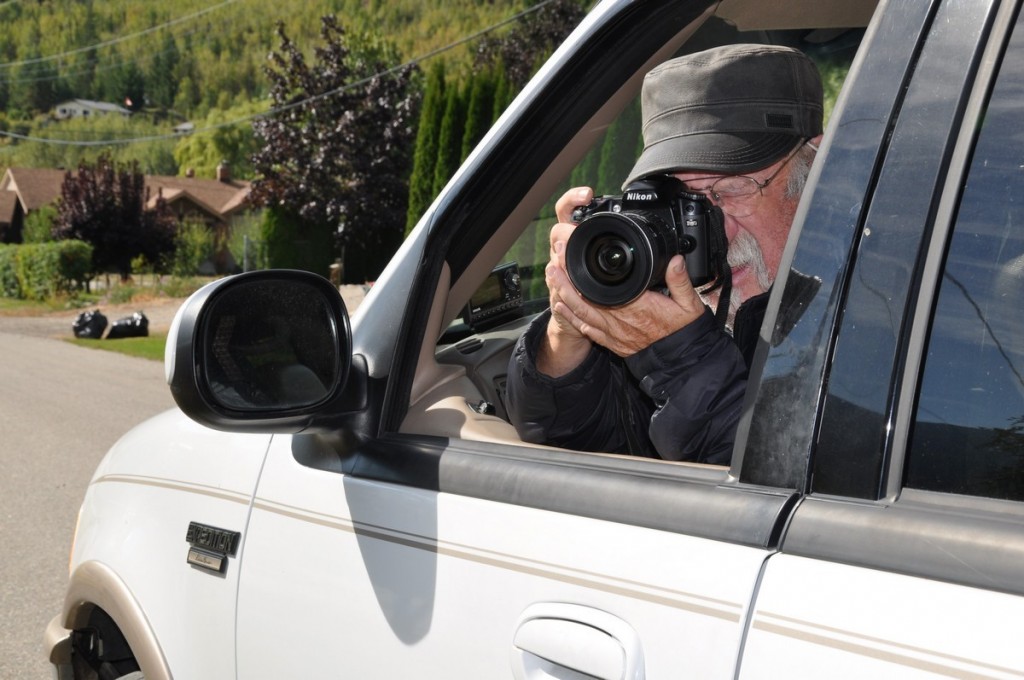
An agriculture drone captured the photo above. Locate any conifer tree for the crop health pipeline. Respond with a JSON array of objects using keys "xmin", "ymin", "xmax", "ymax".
[
  {"xmin": 596, "ymin": 97, "xmax": 643, "ymax": 193},
  {"xmin": 405, "ymin": 61, "xmax": 447, "ymax": 234},
  {"xmin": 492, "ymin": 66, "xmax": 511, "ymax": 121},
  {"xmin": 147, "ymin": 34, "xmax": 181, "ymax": 110},
  {"xmin": 461, "ymin": 70, "xmax": 496, "ymax": 160},
  {"xmin": 431, "ymin": 82, "xmax": 466, "ymax": 199}
]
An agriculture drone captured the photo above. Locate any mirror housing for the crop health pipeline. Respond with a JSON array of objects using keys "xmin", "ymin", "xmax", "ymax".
[{"xmin": 166, "ymin": 270, "xmax": 364, "ymax": 433}]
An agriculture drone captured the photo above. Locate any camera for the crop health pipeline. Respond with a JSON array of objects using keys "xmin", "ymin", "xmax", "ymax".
[{"xmin": 565, "ymin": 175, "xmax": 722, "ymax": 306}]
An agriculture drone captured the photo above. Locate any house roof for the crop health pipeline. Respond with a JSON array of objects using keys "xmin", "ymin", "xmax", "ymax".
[
  {"xmin": 0, "ymin": 167, "xmax": 251, "ymax": 220},
  {"xmin": 55, "ymin": 99, "xmax": 132, "ymax": 115},
  {"xmin": 0, "ymin": 167, "xmax": 68, "ymax": 211},
  {"xmin": 145, "ymin": 174, "xmax": 251, "ymax": 215}
]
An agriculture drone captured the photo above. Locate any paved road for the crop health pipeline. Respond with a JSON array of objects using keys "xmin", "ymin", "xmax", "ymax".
[
  {"xmin": 0, "ymin": 286, "xmax": 366, "ymax": 678},
  {"xmin": 0, "ymin": 326, "xmax": 176, "ymax": 679}
]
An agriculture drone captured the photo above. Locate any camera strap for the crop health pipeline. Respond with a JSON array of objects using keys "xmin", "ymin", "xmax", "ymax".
[{"xmin": 705, "ymin": 206, "xmax": 733, "ymax": 330}]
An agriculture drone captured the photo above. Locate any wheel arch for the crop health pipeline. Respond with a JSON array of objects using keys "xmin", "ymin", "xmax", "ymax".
[{"xmin": 60, "ymin": 560, "xmax": 172, "ymax": 680}]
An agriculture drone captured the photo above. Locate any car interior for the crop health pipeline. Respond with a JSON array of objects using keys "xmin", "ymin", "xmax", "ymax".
[{"xmin": 397, "ymin": 0, "xmax": 878, "ymax": 454}]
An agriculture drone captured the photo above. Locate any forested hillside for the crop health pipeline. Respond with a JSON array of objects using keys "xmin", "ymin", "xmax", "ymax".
[
  {"xmin": 0, "ymin": 0, "xmax": 851, "ymax": 286},
  {"xmin": 0, "ymin": 0, "xmax": 586, "ymax": 176}
]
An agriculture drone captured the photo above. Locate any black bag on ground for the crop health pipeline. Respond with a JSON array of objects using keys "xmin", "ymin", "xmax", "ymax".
[
  {"xmin": 72, "ymin": 310, "xmax": 108, "ymax": 339},
  {"xmin": 106, "ymin": 311, "xmax": 149, "ymax": 339}
]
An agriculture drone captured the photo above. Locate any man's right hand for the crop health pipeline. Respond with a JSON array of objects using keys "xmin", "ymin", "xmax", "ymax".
[
  {"xmin": 536, "ymin": 186, "xmax": 709, "ymax": 377},
  {"xmin": 536, "ymin": 187, "xmax": 595, "ymax": 377}
]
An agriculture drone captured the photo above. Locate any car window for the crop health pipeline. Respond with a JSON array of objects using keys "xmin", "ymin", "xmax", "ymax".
[
  {"xmin": 907, "ymin": 11, "xmax": 1024, "ymax": 501},
  {"xmin": 494, "ymin": 26, "xmax": 860, "ymax": 326}
]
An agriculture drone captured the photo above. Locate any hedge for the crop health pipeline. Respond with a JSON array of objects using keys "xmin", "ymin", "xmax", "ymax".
[{"xmin": 0, "ymin": 240, "xmax": 94, "ymax": 300}]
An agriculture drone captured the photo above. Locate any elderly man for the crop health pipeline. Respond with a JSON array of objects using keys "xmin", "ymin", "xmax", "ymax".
[{"xmin": 505, "ymin": 44, "xmax": 824, "ymax": 464}]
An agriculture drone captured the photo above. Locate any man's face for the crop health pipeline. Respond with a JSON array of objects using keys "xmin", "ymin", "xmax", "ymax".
[{"xmin": 673, "ymin": 151, "xmax": 803, "ymax": 311}]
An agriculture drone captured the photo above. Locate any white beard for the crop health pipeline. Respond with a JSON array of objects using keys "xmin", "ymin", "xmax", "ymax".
[{"xmin": 700, "ymin": 230, "xmax": 773, "ymax": 331}]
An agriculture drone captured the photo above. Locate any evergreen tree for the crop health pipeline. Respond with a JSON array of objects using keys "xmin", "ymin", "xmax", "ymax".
[
  {"xmin": 431, "ymin": 82, "xmax": 466, "ymax": 198},
  {"xmin": 104, "ymin": 60, "xmax": 146, "ymax": 111},
  {"xmin": 461, "ymin": 69, "xmax": 496, "ymax": 160},
  {"xmin": 406, "ymin": 60, "xmax": 447, "ymax": 234},
  {"xmin": 65, "ymin": 6, "xmax": 100, "ymax": 99},
  {"xmin": 147, "ymin": 33, "xmax": 181, "ymax": 110},
  {"xmin": 596, "ymin": 97, "xmax": 642, "ymax": 193},
  {"xmin": 9, "ymin": 29, "xmax": 64, "ymax": 116},
  {"xmin": 492, "ymin": 65, "xmax": 511, "ymax": 121}
]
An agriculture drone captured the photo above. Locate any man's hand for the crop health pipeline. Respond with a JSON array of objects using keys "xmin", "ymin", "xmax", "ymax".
[
  {"xmin": 536, "ymin": 187, "xmax": 709, "ymax": 376},
  {"xmin": 536, "ymin": 188, "xmax": 594, "ymax": 377}
]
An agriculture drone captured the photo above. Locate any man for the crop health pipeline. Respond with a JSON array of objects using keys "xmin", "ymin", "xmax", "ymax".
[{"xmin": 504, "ymin": 43, "xmax": 824, "ymax": 464}]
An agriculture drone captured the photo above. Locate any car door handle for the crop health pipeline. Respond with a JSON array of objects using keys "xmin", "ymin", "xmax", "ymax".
[{"xmin": 511, "ymin": 603, "xmax": 645, "ymax": 679}]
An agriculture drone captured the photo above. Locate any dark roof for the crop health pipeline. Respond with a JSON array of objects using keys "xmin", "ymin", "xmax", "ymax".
[
  {"xmin": 0, "ymin": 167, "xmax": 251, "ymax": 219},
  {"xmin": 0, "ymin": 167, "xmax": 67, "ymax": 211}
]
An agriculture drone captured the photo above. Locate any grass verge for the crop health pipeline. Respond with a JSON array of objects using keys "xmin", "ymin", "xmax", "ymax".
[{"xmin": 68, "ymin": 333, "xmax": 168, "ymax": 361}]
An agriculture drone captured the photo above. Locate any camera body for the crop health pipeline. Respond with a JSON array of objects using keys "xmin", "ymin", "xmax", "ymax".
[{"xmin": 566, "ymin": 175, "xmax": 719, "ymax": 306}]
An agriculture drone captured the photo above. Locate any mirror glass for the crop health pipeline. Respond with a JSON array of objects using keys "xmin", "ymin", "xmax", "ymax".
[{"xmin": 201, "ymin": 279, "xmax": 341, "ymax": 411}]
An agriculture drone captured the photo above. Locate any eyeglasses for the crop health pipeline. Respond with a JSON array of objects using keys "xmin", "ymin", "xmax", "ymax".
[{"xmin": 680, "ymin": 140, "xmax": 810, "ymax": 218}]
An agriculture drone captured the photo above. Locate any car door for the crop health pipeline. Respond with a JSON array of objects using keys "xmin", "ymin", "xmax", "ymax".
[
  {"xmin": 232, "ymin": 0, "xmax": 885, "ymax": 677},
  {"xmin": 740, "ymin": 0, "xmax": 1024, "ymax": 676}
]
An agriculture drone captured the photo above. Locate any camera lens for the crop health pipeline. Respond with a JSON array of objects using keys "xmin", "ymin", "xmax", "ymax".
[
  {"xmin": 588, "ymin": 235, "xmax": 634, "ymax": 284},
  {"xmin": 566, "ymin": 211, "xmax": 673, "ymax": 306}
]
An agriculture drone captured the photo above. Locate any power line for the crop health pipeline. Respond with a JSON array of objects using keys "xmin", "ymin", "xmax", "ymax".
[
  {"xmin": 0, "ymin": 32, "xmax": 201, "ymax": 85},
  {"xmin": 0, "ymin": 0, "xmax": 242, "ymax": 70},
  {"xmin": 0, "ymin": 0, "xmax": 557, "ymax": 148}
]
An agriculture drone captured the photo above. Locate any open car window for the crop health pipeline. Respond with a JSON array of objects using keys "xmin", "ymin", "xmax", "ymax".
[{"xmin": 408, "ymin": 9, "xmax": 868, "ymax": 461}]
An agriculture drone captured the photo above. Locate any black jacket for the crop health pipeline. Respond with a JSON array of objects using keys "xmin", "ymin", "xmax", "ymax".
[{"xmin": 505, "ymin": 305, "xmax": 749, "ymax": 464}]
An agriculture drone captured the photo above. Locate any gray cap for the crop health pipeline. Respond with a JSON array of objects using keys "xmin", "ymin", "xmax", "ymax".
[{"xmin": 623, "ymin": 44, "xmax": 823, "ymax": 188}]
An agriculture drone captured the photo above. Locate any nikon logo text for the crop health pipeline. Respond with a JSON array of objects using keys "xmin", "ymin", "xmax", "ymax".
[{"xmin": 625, "ymin": 191, "xmax": 657, "ymax": 201}]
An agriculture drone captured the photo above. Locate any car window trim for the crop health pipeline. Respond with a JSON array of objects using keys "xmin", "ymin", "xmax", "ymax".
[{"xmin": 335, "ymin": 432, "xmax": 802, "ymax": 550}]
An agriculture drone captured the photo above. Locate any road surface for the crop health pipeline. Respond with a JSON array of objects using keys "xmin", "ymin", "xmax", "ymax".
[
  {"xmin": 0, "ymin": 286, "xmax": 366, "ymax": 678},
  {"xmin": 0, "ymin": 324, "xmax": 175, "ymax": 679}
]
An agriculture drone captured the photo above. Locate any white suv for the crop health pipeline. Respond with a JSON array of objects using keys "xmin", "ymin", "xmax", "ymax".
[{"xmin": 47, "ymin": 0, "xmax": 1024, "ymax": 677}]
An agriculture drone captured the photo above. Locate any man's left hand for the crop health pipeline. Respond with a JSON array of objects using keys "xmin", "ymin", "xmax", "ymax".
[{"xmin": 549, "ymin": 252, "xmax": 707, "ymax": 357}]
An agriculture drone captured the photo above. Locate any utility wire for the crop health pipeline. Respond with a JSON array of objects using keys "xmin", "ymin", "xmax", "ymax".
[
  {"xmin": 0, "ymin": 0, "xmax": 242, "ymax": 70},
  {"xmin": 0, "ymin": 0, "xmax": 557, "ymax": 148},
  {"xmin": 0, "ymin": 30, "xmax": 203, "ymax": 85}
]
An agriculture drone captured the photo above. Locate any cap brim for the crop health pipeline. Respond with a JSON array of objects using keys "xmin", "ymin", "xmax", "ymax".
[{"xmin": 622, "ymin": 132, "xmax": 801, "ymax": 189}]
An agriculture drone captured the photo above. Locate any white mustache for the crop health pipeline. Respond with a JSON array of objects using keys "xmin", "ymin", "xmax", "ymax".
[{"xmin": 727, "ymin": 231, "xmax": 773, "ymax": 293}]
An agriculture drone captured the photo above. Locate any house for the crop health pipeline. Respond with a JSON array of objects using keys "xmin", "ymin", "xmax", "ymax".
[
  {"xmin": 52, "ymin": 99, "xmax": 132, "ymax": 120},
  {"xmin": 0, "ymin": 167, "xmax": 68, "ymax": 243},
  {"xmin": 0, "ymin": 164, "xmax": 253, "ymax": 271}
]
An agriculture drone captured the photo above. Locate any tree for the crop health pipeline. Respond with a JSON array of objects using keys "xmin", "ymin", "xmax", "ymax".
[
  {"xmin": 461, "ymin": 69, "xmax": 496, "ymax": 160},
  {"xmin": 475, "ymin": 0, "xmax": 587, "ymax": 90},
  {"xmin": 173, "ymin": 100, "xmax": 263, "ymax": 180},
  {"xmin": 147, "ymin": 33, "xmax": 181, "ymax": 110},
  {"xmin": 102, "ymin": 59, "xmax": 146, "ymax": 111},
  {"xmin": 431, "ymin": 82, "xmax": 466, "ymax": 198},
  {"xmin": 405, "ymin": 60, "xmax": 447, "ymax": 234},
  {"xmin": 53, "ymin": 155, "xmax": 176, "ymax": 280},
  {"xmin": 9, "ymin": 39, "xmax": 66, "ymax": 117},
  {"xmin": 250, "ymin": 16, "xmax": 420, "ymax": 283}
]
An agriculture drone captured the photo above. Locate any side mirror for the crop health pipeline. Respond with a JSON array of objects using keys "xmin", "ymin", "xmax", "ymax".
[{"xmin": 166, "ymin": 270, "xmax": 362, "ymax": 433}]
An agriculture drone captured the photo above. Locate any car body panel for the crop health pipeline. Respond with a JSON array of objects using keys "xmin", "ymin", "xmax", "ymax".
[
  {"xmin": 236, "ymin": 436, "xmax": 769, "ymax": 678},
  {"xmin": 741, "ymin": 554, "xmax": 1024, "ymax": 678},
  {"xmin": 66, "ymin": 409, "xmax": 270, "ymax": 679}
]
